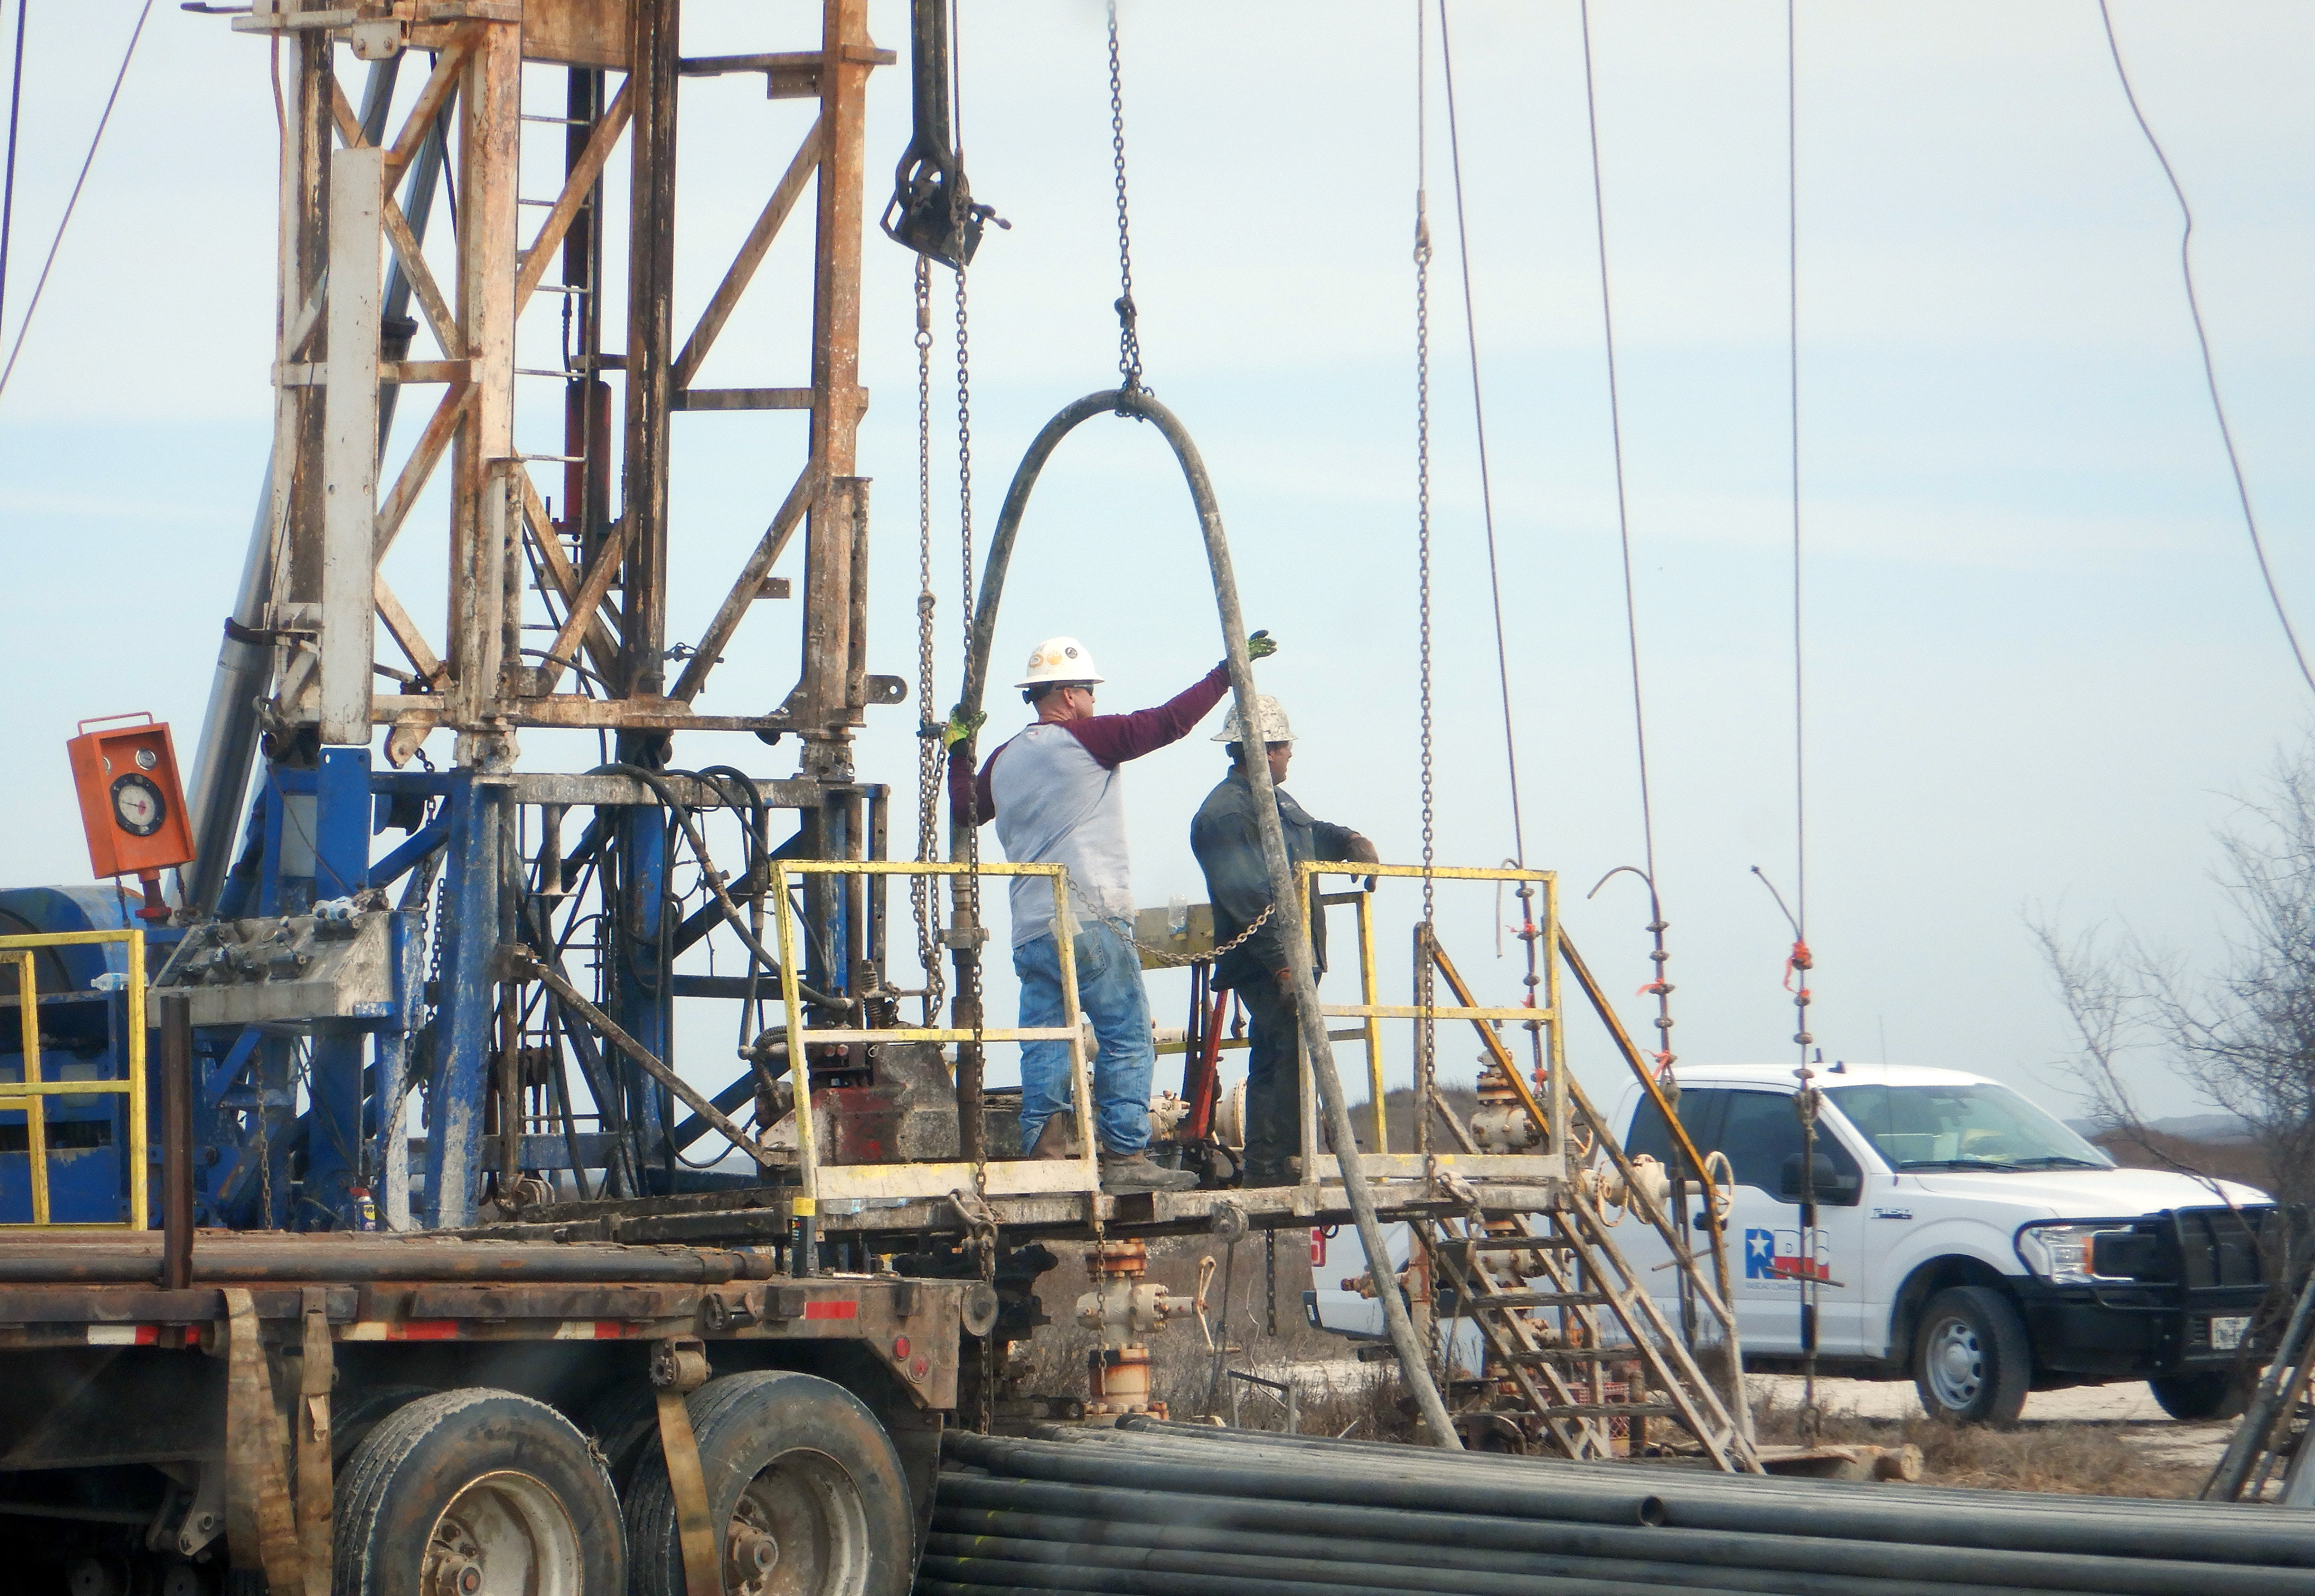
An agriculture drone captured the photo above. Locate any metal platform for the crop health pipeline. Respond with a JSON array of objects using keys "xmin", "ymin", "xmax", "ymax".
[{"xmin": 474, "ymin": 1173, "xmax": 1568, "ymax": 1249}]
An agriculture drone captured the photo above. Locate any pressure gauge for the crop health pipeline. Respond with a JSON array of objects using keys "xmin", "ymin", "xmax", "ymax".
[
  {"xmin": 134, "ymin": 748, "xmax": 158, "ymax": 771},
  {"xmin": 111, "ymin": 773, "xmax": 166, "ymax": 838}
]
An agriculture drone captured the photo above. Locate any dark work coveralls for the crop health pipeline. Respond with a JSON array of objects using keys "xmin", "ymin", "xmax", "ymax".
[{"xmin": 1189, "ymin": 768, "xmax": 1356, "ymax": 1180}]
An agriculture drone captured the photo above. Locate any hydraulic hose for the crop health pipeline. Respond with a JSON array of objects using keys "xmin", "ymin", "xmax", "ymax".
[{"xmin": 955, "ymin": 386, "xmax": 1459, "ymax": 1447}]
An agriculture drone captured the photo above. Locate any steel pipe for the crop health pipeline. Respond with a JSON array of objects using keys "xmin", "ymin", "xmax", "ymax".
[
  {"xmin": 929, "ymin": 1509, "xmax": 2085, "ymax": 1596},
  {"xmin": 0, "ymin": 1241, "xmax": 770, "ymax": 1285},
  {"xmin": 931, "ymin": 1477, "xmax": 2306, "ymax": 1596},
  {"xmin": 1069, "ymin": 1425, "xmax": 2312, "ymax": 1554},
  {"xmin": 944, "ymin": 1432, "xmax": 2315, "ymax": 1577}
]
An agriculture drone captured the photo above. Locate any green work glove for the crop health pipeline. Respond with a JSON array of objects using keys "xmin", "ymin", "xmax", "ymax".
[
  {"xmin": 1244, "ymin": 628, "xmax": 1278, "ymax": 662},
  {"xmin": 940, "ymin": 706, "xmax": 985, "ymax": 751}
]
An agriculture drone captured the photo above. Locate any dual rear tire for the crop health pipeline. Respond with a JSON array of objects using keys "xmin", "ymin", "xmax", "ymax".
[{"xmin": 333, "ymin": 1374, "xmax": 908, "ymax": 1595}]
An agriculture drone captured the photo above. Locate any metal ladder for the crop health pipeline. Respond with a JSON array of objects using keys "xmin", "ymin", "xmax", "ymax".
[
  {"xmin": 2205, "ymin": 1256, "xmax": 2315, "ymax": 1503},
  {"xmin": 1413, "ymin": 933, "xmax": 1762, "ymax": 1472}
]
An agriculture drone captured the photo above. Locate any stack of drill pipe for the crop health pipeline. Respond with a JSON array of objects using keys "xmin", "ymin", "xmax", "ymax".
[{"xmin": 917, "ymin": 1422, "xmax": 2315, "ymax": 1596}]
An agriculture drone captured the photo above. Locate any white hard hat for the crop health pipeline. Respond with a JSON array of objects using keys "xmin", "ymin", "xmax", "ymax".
[
  {"xmin": 1213, "ymin": 694, "xmax": 1295, "ymax": 745},
  {"xmin": 1015, "ymin": 636, "xmax": 1106, "ymax": 689}
]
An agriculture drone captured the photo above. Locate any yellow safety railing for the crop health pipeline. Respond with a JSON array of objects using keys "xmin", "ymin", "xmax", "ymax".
[
  {"xmin": 0, "ymin": 928, "xmax": 146, "ymax": 1229},
  {"xmin": 1293, "ymin": 862, "xmax": 1564, "ymax": 1185},
  {"xmin": 768, "ymin": 860, "xmax": 1102, "ymax": 1206}
]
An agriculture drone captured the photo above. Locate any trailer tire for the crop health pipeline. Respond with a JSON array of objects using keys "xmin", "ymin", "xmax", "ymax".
[
  {"xmin": 333, "ymin": 1387, "xmax": 625, "ymax": 1596},
  {"xmin": 625, "ymin": 1370, "xmax": 911, "ymax": 1596},
  {"xmin": 571, "ymin": 1379, "xmax": 663, "ymax": 1495},
  {"xmin": 2150, "ymin": 1369, "xmax": 2250, "ymax": 1422},
  {"xmin": 1913, "ymin": 1285, "xmax": 2031, "ymax": 1426},
  {"xmin": 330, "ymin": 1383, "xmax": 436, "ymax": 1472}
]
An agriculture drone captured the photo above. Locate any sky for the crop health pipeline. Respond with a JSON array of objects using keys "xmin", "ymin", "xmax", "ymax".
[{"xmin": 0, "ymin": 1, "xmax": 2310, "ymax": 1134}]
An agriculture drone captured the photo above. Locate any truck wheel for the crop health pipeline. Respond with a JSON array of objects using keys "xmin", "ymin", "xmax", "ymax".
[
  {"xmin": 1912, "ymin": 1286, "xmax": 2031, "ymax": 1426},
  {"xmin": 625, "ymin": 1371, "xmax": 911, "ymax": 1596},
  {"xmin": 2150, "ymin": 1369, "xmax": 2250, "ymax": 1422},
  {"xmin": 330, "ymin": 1383, "xmax": 436, "ymax": 1471},
  {"xmin": 334, "ymin": 1388, "xmax": 625, "ymax": 1596}
]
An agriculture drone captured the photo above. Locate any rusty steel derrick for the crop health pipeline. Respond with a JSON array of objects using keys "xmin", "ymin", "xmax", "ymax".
[
  {"xmin": 207, "ymin": 0, "xmax": 908, "ymax": 1231},
  {"xmin": 241, "ymin": 0, "xmax": 883, "ymax": 748}
]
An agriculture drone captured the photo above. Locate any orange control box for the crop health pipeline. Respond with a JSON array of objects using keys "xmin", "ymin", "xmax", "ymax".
[{"xmin": 67, "ymin": 714, "xmax": 194, "ymax": 882}]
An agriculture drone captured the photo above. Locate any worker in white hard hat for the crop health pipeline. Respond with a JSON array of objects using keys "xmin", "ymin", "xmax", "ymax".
[
  {"xmin": 1189, "ymin": 695, "xmax": 1377, "ymax": 1188},
  {"xmin": 945, "ymin": 631, "xmax": 1277, "ymax": 1194}
]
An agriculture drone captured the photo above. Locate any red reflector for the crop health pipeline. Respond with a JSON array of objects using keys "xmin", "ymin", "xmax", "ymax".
[
  {"xmin": 391, "ymin": 1320, "xmax": 462, "ymax": 1340},
  {"xmin": 892, "ymin": 1335, "xmax": 911, "ymax": 1360},
  {"xmin": 803, "ymin": 1300, "xmax": 858, "ymax": 1320}
]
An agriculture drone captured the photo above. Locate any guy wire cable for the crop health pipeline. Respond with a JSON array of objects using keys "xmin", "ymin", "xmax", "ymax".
[
  {"xmin": 2097, "ymin": 1, "xmax": 2314, "ymax": 700},
  {"xmin": 0, "ymin": 0, "xmax": 153, "ymax": 407},
  {"xmin": 1577, "ymin": 1, "xmax": 1664, "ymax": 935},
  {"xmin": 1435, "ymin": 0, "xmax": 1528, "ymax": 870},
  {"xmin": 0, "ymin": 0, "xmax": 26, "ymax": 344}
]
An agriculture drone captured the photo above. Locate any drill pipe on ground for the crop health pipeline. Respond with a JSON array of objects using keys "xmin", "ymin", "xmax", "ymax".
[
  {"xmin": 928, "ymin": 1509, "xmax": 2098, "ymax": 1596},
  {"xmin": 929, "ymin": 1484, "xmax": 2307, "ymax": 1596},
  {"xmin": 932, "ymin": 1428, "xmax": 2315, "ymax": 1596},
  {"xmin": 978, "ymin": 1425, "xmax": 2315, "ymax": 1569}
]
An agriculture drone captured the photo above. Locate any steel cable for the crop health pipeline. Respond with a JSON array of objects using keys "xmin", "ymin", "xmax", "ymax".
[
  {"xmin": 0, "ymin": 0, "xmax": 26, "ymax": 344},
  {"xmin": 0, "ymin": 0, "xmax": 152, "ymax": 407},
  {"xmin": 2097, "ymin": 2, "xmax": 2314, "ymax": 699}
]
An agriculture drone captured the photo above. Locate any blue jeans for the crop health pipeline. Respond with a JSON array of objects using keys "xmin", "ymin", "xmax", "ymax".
[{"xmin": 1014, "ymin": 919, "xmax": 1154, "ymax": 1155}]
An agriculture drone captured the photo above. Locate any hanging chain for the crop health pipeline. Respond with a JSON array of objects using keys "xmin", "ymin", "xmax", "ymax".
[
  {"xmin": 910, "ymin": 258, "xmax": 946, "ymax": 1028},
  {"xmin": 1106, "ymin": 1, "xmax": 1143, "ymax": 396},
  {"xmin": 1412, "ymin": 0, "xmax": 1439, "ymax": 1155},
  {"xmin": 1115, "ymin": 900, "xmax": 1274, "ymax": 969},
  {"xmin": 954, "ymin": 264, "xmax": 983, "ymax": 1039}
]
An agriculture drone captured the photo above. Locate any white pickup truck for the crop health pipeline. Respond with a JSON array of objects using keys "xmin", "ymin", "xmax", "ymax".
[
  {"xmin": 1307, "ymin": 1063, "xmax": 2277, "ymax": 1426},
  {"xmin": 1612, "ymin": 1063, "xmax": 2275, "ymax": 1425}
]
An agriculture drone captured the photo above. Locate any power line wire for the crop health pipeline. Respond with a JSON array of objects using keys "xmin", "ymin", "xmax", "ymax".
[
  {"xmin": 0, "ymin": 0, "xmax": 153, "ymax": 409},
  {"xmin": 1434, "ymin": 0, "xmax": 1528, "ymax": 867},
  {"xmin": 1577, "ymin": 0, "xmax": 1657, "ymax": 890},
  {"xmin": 0, "ymin": 0, "xmax": 27, "ymax": 346},
  {"xmin": 2097, "ymin": 0, "xmax": 2315, "ymax": 700},
  {"xmin": 1786, "ymin": 0, "xmax": 1807, "ymax": 950}
]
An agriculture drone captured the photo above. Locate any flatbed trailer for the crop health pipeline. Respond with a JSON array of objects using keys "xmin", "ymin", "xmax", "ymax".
[{"xmin": 0, "ymin": 1234, "xmax": 987, "ymax": 1595}]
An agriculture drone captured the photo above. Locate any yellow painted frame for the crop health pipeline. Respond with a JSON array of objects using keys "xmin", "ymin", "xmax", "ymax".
[
  {"xmin": 0, "ymin": 928, "xmax": 147, "ymax": 1230},
  {"xmin": 768, "ymin": 860, "xmax": 1101, "ymax": 1205},
  {"xmin": 1293, "ymin": 861, "xmax": 1563, "ymax": 1175}
]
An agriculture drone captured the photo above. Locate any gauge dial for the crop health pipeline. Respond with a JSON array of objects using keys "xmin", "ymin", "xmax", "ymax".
[{"xmin": 111, "ymin": 773, "xmax": 166, "ymax": 838}]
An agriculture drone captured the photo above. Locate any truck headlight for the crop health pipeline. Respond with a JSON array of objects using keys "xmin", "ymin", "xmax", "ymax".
[{"xmin": 2017, "ymin": 1222, "xmax": 2131, "ymax": 1284}]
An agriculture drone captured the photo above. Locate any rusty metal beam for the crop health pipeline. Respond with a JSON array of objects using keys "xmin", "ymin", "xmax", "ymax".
[
  {"xmin": 621, "ymin": 0, "xmax": 680, "ymax": 698},
  {"xmin": 669, "ymin": 463, "xmax": 822, "ymax": 705},
  {"xmin": 670, "ymin": 115, "xmax": 825, "ymax": 391},
  {"xmin": 514, "ymin": 77, "xmax": 633, "ymax": 314}
]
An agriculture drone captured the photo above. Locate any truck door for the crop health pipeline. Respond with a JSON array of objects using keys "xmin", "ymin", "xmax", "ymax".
[
  {"xmin": 1620, "ymin": 1087, "xmax": 1732, "ymax": 1339},
  {"xmin": 1710, "ymin": 1088, "xmax": 1866, "ymax": 1355}
]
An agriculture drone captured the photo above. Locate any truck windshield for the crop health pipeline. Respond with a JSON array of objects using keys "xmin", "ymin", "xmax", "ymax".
[{"xmin": 1823, "ymin": 1081, "xmax": 2113, "ymax": 1172}]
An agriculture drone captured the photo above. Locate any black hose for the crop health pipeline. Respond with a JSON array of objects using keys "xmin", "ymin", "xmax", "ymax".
[{"xmin": 596, "ymin": 763, "xmax": 844, "ymax": 1009}]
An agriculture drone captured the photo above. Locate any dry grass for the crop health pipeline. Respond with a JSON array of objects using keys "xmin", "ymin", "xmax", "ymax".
[{"xmin": 1750, "ymin": 1388, "xmax": 2201, "ymax": 1498}]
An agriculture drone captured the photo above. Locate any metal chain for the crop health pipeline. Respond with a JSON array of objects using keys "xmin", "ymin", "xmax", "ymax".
[
  {"xmin": 1106, "ymin": 1, "xmax": 1142, "ymax": 395},
  {"xmin": 910, "ymin": 258, "xmax": 946, "ymax": 1028},
  {"xmin": 1115, "ymin": 900, "xmax": 1274, "ymax": 970},
  {"xmin": 1412, "ymin": 5, "xmax": 1439, "ymax": 1152}
]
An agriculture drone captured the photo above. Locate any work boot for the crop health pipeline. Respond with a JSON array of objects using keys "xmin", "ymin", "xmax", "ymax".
[
  {"xmin": 1028, "ymin": 1116, "xmax": 1073, "ymax": 1160},
  {"xmin": 1239, "ymin": 1159, "xmax": 1292, "ymax": 1190},
  {"xmin": 1099, "ymin": 1149, "xmax": 1199, "ymax": 1194}
]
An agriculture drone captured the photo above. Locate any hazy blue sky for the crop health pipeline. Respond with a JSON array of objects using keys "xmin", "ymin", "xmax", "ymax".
[{"xmin": 0, "ymin": 2, "xmax": 2308, "ymax": 1130}]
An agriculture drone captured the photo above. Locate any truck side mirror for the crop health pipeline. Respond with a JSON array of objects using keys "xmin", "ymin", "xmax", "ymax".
[{"xmin": 1778, "ymin": 1152, "xmax": 1861, "ymax": 1207}]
